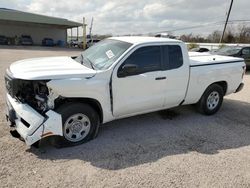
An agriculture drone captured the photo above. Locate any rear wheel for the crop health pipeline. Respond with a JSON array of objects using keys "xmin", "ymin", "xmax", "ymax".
[
  {"xmin": 52, "ymin": 103, "xmax": 100, "ymax": 147},
  {"xmin": 196, "ymin": 84, "xmax": 224, "ymax": 115}
]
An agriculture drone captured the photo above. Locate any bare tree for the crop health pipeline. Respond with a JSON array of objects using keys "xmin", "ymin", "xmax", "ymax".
[
  {"xmin": 207, "ymin": 31, "xmax": 221, "ymax": 43},
  {"xmin": 237, "ymin": 24, "xmax": 250, "ymax": 43}
]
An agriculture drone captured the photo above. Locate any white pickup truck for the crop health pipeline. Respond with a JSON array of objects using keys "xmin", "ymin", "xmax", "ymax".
[{"xmin": 5, "ymin": 37, "xmax": 245, "ymax": 147}]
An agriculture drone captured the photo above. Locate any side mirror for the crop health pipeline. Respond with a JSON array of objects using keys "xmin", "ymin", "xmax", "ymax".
[{"xmin": 118, "ymin": 64, "xmax": 138, "ymax": 77}]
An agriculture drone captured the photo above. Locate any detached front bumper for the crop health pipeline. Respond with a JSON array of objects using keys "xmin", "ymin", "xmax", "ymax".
[{"xmin": 6, "ymin": 94, "xmax": 63, "ymax": 146}]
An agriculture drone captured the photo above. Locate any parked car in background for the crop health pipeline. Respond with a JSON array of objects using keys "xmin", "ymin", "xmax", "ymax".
[
  {"xmin": 42, "ymin": 38, "xmax": 54, "ymax": 46},
  {"xmin": 69, "ymin": 40, "xmax": 78, "ymax": 47},
  {"xmin": 20, "ymin": 35, "xmax": 33, "ymax": 45},
  {"xmin": 77, "ymin": 41, "xmax": 83, "ymax": 48},
  {"xmin": 78, "ymin": 39, "xmax": 101, "ymax": 49},
  {"xmin": 0, "ymin": 35, "xmax": 8, "ymax": 45},
  {"xmin": 213, "ymin": 46, "xmax": 250, "ymax": 68},
  {"xmin": 87, "ymin": 39, "xmax": 101, "ymax": 48},
  {"xmin": 190, "ymin": 47, "xmax": 210, "ymax": 53},
  {"xmin": 155, "ymin": 33, "xmax": 177, "ymax": 39}
]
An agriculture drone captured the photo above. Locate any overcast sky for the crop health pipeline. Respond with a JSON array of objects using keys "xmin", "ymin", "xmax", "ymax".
[{"xmin": 1, "ymin": 0, "xmax": 249, "ymax": 36}]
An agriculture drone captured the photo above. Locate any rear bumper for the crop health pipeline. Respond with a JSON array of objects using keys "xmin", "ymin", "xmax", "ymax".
[
  {"xmin": 235, "ymin": 83, "xmax": 244, "ymax": 93},
  {"xmin": 6, "ymin": 94, "xmax": 63, "ymax": 146}
]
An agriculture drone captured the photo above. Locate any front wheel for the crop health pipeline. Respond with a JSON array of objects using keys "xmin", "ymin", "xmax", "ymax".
[
  {"xmin": 52, "ymin": 103, "xmax": 100, "ymax": 147},
  {"xmin": 196, "ymin": 84, "xmax": 224, "ymax": 115}
]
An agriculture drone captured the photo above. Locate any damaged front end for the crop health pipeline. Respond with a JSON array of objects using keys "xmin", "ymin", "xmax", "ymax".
[{"xmin": 5, "ymin": 74, "xmax": 63, "ymax": 146}]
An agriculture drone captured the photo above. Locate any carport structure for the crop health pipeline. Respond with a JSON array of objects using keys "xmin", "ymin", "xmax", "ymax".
[{"xmin": 0, "ymin": 8, "xmax": 82, "ymax": 46}]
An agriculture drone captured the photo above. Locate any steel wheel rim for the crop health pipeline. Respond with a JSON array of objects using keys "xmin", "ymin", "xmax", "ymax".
[
  {"xmin": 63, "ymin": 113, "xmax": 91, "ymax": 142},
  {"xmin": 207, "ymin": 91, "xmax": 220, "ymax": 110}
]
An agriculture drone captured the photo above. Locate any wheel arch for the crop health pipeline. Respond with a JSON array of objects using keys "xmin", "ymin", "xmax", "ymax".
[
  {"xmin": 196, "ymin": 81, "xmax": 225, "ymax": 115},
  {"xmin": 208, "ymin": 81, "xmax": 228, "ymax": 95},
  {"xmin": 196, "ymin": 81, "xmax": 228, "ymax": 104},
  {"xmin": 54, "ymin": 97, "xmax": 103, "ymax": 123}
]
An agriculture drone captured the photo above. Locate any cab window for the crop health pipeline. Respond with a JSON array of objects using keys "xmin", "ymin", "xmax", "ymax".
[
  {"xmin": 118, "ymin": 46, "xmax": 161, "ymax": 77},
  {"xmin": 162, "ymin": 45, "xmax": 183, "ymax": 70}
]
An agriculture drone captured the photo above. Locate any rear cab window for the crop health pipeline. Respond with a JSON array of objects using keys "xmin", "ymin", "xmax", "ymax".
[{"xmin": 162, "ymin": 45, "xmax": 183, "ymax": 70}]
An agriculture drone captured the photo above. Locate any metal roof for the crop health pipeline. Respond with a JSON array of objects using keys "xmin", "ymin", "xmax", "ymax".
[{"xmin": 0, "ymin": 8, "xmax": 82, "ymax": 28}]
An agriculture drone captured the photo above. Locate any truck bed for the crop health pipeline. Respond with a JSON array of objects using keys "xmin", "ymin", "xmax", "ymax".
[
  {"xmin": 189, "ymin": 52, "xmax": 243, "ymax": 67},
  {"xmin": 183, "ymin": 52, "xmax": 245, "ymax": 106}
]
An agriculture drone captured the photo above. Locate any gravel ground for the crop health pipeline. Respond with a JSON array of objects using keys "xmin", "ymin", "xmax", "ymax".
[{"xmin": 0, "ymin": 46, "xmax": 250, "ymax": 188}]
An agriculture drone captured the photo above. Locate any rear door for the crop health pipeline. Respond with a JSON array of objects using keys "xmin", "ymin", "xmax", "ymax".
[{"xmin": 161, "ymin": 45, "xmax": 190, "ymax": 108}]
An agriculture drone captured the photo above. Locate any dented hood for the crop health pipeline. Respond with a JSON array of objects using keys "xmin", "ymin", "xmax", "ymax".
[{"xmin": 8, "ymin": 56, "xmax": 96, "ymax": 80}]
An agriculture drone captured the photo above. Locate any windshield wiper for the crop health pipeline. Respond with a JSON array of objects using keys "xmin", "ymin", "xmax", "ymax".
[
  {"xmin": 81, "ymin": 54, "xmax": 95, "ymax": 70},
  {"xmin": 80, "ymin": 54, "xmax": 85, "ymax": 65},
  {"xmin": 85, "ymin": 57, "xmax": 95, "ymax": 70}
]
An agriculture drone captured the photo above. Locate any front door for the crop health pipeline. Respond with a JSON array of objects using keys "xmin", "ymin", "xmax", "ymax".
[{"xmin": 112, "ymin": 46, "xmax": 166, "ymax": 117}]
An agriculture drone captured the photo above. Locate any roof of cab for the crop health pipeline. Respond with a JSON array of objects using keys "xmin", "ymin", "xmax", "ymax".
[{"xmin": 109, "ymin": 36, "xmax": 181, "ymax": 45}]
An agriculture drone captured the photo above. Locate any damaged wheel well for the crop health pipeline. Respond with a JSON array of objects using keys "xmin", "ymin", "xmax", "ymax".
[{"xmin": 54, "ymin": 97, "xmax": 103, "ymax": 123}]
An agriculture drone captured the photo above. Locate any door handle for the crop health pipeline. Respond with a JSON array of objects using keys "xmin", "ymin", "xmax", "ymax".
[{"xmin": 155, "ymin": 77, "xmax": 166, "ymax": 80}]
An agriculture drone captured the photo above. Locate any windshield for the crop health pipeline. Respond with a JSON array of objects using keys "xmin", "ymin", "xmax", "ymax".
[
  {"xmin": 216, "ymin": 46, "xmax": 242, "ymax": 55},
  {"xmin": 75, "ymin": 39, "xmax": 132, "ymax": 70}
]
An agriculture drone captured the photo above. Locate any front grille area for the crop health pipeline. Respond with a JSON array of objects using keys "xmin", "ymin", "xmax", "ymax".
[{"xmin": 4, "ymin": 75, "xmax": 50, "ymax": 114}]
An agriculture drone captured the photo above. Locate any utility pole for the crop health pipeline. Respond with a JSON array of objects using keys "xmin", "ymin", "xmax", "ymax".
[
  {"xmin": 220, "ymin": 0, "xmax": 234, "ymax": 43},
  {"xmin": 82, "ymin": 17, "xmax": 87, "ymax": 50},
  {"xmin": 89, "ymin": 17, "xmax": 94, "ymax": 40}
]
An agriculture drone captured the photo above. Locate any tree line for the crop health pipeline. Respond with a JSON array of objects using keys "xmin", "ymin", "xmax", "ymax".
[{"xmin": 179, "ymin": 25, "xmax": 250, "ymax": 43}]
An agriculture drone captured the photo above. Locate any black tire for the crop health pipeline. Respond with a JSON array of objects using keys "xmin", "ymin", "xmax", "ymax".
[
  {"xmin": 52, "ymin": 103, "xmax": 100, "ymax": 147},
  {"xmin": 196, "ymin": 84, "xmax": 224, "ymax": 115}
]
